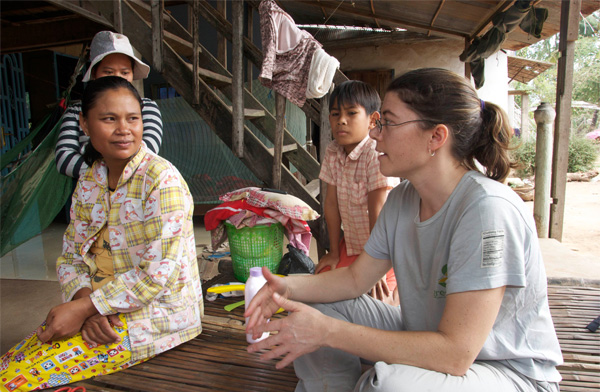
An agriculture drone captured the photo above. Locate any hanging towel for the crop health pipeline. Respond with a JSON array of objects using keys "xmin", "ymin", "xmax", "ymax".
[{"xmin": 306, "ymin": 48, "xmax": 340, "ymax": 99}]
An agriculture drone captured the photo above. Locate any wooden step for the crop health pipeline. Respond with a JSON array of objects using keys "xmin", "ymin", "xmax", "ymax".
[
  {"xmin": 267, "ymin": 143, "xmax": 297, "ymax": 155},
  {"xmin": 225, "ymin": 105, "xmax": 265, "ymax": 120},
  {"xmin": 164, "ymin": 31, "xmax": 195, "ymax": 58},
  {"xmin": 128, "ymin": 0, "xmax": 196, "ymax": 58},
  {"xmin": 305, "ymin": 179, "xmax": 321, "ymax": 199},
  {"xmin": 243, "ymin": 108, "xmax": 265, "ymax": 119},
  {"xmin": 185, "ymin": 63, "xmax": 232, "ymax": 87}
]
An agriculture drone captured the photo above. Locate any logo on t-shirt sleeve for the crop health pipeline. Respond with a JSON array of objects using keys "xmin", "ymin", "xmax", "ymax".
[
  {"xmin": 481, "ymin": 229, "xmax": 504, "ymax": 268},
  {"xmin": 434, "ymin": 264, "xmax": 448, "ymax": 299}
]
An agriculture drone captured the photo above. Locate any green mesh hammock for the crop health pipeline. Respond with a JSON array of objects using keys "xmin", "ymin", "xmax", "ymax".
[
  {"xmin": 1, "ymin": 46, "xmax": 87, "ymax": 257},
  {"xmin": 1, "ymin": 105, "xmax": 73, "ymax": 257}
]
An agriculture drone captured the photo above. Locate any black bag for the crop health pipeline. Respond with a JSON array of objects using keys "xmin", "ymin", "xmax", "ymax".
[{"xmin": 277, "ymin": 244, "xmax": 315, "ymax": 275}]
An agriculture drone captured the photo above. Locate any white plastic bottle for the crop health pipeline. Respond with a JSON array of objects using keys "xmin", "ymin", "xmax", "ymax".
[{"xmin": 245, "ymin": 267, "xmax": 270, "ymax": 343}]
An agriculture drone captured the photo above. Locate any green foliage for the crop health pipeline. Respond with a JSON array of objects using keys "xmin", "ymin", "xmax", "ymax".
[
  {"xmin": 568, "ymin": 137, "xmax": 599, "ymax": 173},
  {"xmin": 580, "ymin": 11, "xmax": 600, "ymax": 37},
  {"xmin": 510, "ymin": 138, "xmax": 537, "ymax": 178},
  {"xmin": 572, "ymin": 36, "xmax": 600, "ymax": 106},
  {"xmin": 510, "ymin": 136, "xmax": 599, "ymax": 177},
  {"xmin": 513, "ymin": 11, "xmax": 600, "ymax": 134}
]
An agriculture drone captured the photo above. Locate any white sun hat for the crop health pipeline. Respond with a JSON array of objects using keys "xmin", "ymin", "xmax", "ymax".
[{"xmin": 82, "ymin": 31, "xmax": 150, "ymax": 82}]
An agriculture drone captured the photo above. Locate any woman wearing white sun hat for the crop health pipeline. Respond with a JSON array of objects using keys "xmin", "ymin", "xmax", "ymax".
[{"xmin": 55, "ymin": 31, "xmax": 163, "ymax": 179}]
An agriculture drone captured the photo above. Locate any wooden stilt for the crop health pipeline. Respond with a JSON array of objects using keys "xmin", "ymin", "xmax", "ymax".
[
  {"xmin": 232, "ymin": 0, "xmax": 244, "ymax": 158},
  {"xmin": 273, "ymin": 93, "xmax": 286, "ymax": 189}
]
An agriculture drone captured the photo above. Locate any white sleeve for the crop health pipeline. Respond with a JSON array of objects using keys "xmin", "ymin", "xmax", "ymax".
[{"xmin": 141, "ymin": 99, "xmax": 163, "ymax": 154}]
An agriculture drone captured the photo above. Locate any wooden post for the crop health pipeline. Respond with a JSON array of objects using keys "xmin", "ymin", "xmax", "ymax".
[
  {"xmin": 317, "ymin": 93, "xmax": 332, "ymax": 258},
  {"xmin": 192, "ymin": 0, "xmax": 200, "ymax": 106},
  {"xmin": 507, "ymin": 94, "xmax": 515, "ymax": 126},
  {"xmin": 550, "ymin": 0, "xmax": 581, "ymax": 241},
  {"xmin": 272, "ymin": 93, "xmax": 286, "ymax": 189},
  {"xmin": 246, "ymin": 2, "xmax": 254, "ymax": 92},
  {"xmin": 319, "ymin": 95, "xmax": 332, "ymax": 163},
  {"xmin": 521, "ymin": 94, "xmax": 530, "ymax": 138},
  {"xmin": 217, "ymin": 0, "xmax": 227, "ymax": 67},
  {"xmin": 306, "ymin": 117, "xmax": 317, "ymax": 159},
  {"xmin": 151, "ymin": 0, "xmax": 164, "ymax": 73},
  {"xmin": 113, "ymin": 0, "xmax": 123, "ymax": 34},
  {"xmin": 232, "ymin": 0, "xmax": 244, "ymax": 158},
  {"xmin": 187, "ymin": 1, "xmax": 193, "ymax": 31},
  {"xmin": 131, "ymin": 47, "xmax": 145, "ymax": 97},
  {"xmin": 464, "ymin": 37, "xmax": 471, "ymax": 79},
  {"xmin": 533, "ymin": 103, "xmax": 555, "ymax": 238}
]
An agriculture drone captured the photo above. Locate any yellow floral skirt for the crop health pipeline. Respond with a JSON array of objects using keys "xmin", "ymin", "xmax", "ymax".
[{"xmin": 0, "ymin": 314, "xmax": 147, "ymax": 391}]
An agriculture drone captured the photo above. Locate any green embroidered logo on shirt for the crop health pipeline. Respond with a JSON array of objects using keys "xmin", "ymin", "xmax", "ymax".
[{"xmin": 434, "ymin": 264, "xmax": 448, "ymax": 298}]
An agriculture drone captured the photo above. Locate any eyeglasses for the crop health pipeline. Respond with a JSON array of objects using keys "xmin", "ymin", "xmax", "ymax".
[{"xmin": 373, "ymin": 119, "xmax": 434, "ymax": 134}]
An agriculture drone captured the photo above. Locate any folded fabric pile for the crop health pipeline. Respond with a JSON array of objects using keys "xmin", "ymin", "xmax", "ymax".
[{"xmin": 205, "ymin": 187, "xmax": 319, "ymax": 256}]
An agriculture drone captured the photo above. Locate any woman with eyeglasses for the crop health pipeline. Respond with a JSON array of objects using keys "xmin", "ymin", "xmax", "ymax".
[{"xmin": 244, "ymin": 68, "xmax": 562, "ymax": 392}]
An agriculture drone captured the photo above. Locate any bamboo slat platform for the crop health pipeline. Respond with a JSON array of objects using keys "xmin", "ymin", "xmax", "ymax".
[
  {"xmin": 56, "ymin": 276, "xmax": 599, "ymax": 391},
  {"xmin": 548, "ymin": 285, "xmax": 600, "ymax": 392}
]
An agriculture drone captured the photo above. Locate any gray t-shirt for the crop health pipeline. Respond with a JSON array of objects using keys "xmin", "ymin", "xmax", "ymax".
[{"xmin": 365, "ymin": 171, "xmax": 562, "ymax": 383}]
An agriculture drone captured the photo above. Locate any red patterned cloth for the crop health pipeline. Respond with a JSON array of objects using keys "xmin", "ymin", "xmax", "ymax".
[
  {"xmin": 204, "ymin": 199, "xmax": 266, "ymax": 231},
  {"xmin": 220, "ymin": 187, "xmax": 319, "ymax": 221}
]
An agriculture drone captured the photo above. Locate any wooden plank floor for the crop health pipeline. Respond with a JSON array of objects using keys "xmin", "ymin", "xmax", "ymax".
[{"xmin": 57, "ymin": 276, "xmax": 599, "ymax": 391}]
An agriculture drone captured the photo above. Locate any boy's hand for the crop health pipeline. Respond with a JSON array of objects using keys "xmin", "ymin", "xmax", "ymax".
[
  {"xmin": 315, "ymin": 252, "xmax": 339, "ymax": 274},
  {"xmin": 369, "ymin": 278, "xmax": 399, "ymax": 306}
]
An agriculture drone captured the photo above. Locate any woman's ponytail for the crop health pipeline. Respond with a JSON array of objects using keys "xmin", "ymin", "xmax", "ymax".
[{"xmin": 469, "ymin": 101, "xmax": 516, "ymax": 182}]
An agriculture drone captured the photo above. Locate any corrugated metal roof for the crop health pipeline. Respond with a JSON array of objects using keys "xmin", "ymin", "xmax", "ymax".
[
  {"xmin": 267, "ymin": 0, "xmax": 600, "ymax": 51},
  {"xmin": 2, "ymin": 1, "xmax": 600, "ymax": 54}
]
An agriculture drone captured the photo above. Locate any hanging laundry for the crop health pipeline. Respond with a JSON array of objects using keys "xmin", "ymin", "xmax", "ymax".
[
  {"xmin": 306, "ymin": 48, "xmax": 340, "ymax": 99},
  {"xmin": 259, "ymin": 0, "xmax": 321, "ymax": 107}
]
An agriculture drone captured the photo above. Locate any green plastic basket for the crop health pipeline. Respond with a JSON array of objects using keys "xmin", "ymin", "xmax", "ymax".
[{"xmin": 224, "ymin": 222, "xmax": 284, "ymax": 282}]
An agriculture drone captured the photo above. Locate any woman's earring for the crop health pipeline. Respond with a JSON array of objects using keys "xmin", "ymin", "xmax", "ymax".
[{"xmin": 428, "ymin": 147, "xmax": 436, "ymax": 157}]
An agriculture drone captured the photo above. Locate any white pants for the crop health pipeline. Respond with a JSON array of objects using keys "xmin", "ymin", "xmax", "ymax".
[{"xmin": 292, "ymin": 295, "xmax": 559, "ymax": 392}]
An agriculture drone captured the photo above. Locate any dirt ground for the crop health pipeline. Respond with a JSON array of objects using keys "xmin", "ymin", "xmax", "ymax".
[
  {"xmin": 521, "ymin": 151, "xmax": 600, "ymax": 260},
  {"xmin": 524, "ymin": 179, "xmax": 600, "ymax": 259}
]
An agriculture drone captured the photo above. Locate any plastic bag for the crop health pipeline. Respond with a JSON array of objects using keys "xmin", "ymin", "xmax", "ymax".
[{"xmin": 277, "ymin": 244, "xmax": 315, "ymax": 275}]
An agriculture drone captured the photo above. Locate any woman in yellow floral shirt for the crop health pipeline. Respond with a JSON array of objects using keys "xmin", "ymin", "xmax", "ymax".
[{"xmin": 0, "ymin": 76, "xmax": 202, "ymax": 391}]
